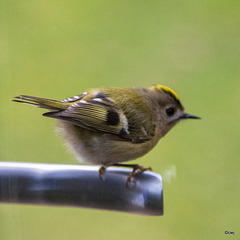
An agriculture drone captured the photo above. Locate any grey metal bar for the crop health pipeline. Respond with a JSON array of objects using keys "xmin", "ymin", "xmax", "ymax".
[{"xmin": 0, "ymin": 162, "xmax": 163, "ymax": 215}]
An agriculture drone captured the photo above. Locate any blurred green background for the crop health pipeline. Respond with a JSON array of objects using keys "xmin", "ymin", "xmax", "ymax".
[{"xmin": 0, "ymin": 0, "xmax": 239, "ymax": 239}]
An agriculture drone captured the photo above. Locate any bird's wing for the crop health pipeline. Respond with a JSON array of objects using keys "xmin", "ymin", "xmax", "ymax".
[
  {"xmin": 43, "ymin": 97, "xmax": 154, "ymax": 143},
  {"xmin": 43, "ymin": 98, "xmax": 130, "ymax": 136}
]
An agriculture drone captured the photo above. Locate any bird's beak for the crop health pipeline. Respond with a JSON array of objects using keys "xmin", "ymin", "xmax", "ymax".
[{"xmin": 181, "ymin": 113, "xmax": 201, "ymax": 119}]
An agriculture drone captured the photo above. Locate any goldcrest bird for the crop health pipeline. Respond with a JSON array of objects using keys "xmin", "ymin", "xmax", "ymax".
[{"xmin": 13, "ymin": 85, "xmax": 200, "ymax": 182}]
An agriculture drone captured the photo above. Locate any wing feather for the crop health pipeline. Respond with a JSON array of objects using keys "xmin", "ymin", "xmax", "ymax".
[
  {"xmin": 44, "ymin": 99, "xmax": 129, "ymax": 136},
  {"xmin": 43, "ymin": 89, "xmax": 155, "ymax": 143}
]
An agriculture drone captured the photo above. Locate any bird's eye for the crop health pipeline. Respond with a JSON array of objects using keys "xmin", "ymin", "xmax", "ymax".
[{"xmin": 165, "ymin": 107, "xmax": 175, "ymax": 117}]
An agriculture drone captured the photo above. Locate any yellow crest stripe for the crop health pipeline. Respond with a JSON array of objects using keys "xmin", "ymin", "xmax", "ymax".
[{"xmin": 150, "ymin": 85, "xmax": 180, "ymax": 101}]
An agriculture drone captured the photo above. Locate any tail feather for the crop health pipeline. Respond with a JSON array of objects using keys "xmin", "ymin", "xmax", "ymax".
[{"xmin": 13, "ymin": 95, "xmax": 68, "ymax": 111}]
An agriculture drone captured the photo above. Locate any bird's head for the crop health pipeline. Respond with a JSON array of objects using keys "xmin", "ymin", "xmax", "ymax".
[{"xmin": 149, "ymin": 85, "xmax": 200, "ymax": 135}]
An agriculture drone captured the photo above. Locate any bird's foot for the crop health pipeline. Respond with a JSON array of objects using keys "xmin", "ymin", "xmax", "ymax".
[
  {"xmin": 99, "ymin": 164, "xmax": 152, "ymax": 187},
  {"xmin": 112, "ymin": 163, "xmax": 152, "ymax": 188},
  {"xmin": 126, "ymin": 164, "xmax": 152, "ymax": 187},
  {"xmin": 98, "ymin": 166, "xmax": 106, "ymax": 181}
]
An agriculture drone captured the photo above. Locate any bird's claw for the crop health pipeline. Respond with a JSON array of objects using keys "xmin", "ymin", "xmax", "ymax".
[
  {"xmin": 98, "ymin": 164, "xmax": 152, "ymax": 188},
  {"xmin": 126, "ymin": 164, "xmax": 152, "ymax": 188},
  {"xmin": 98, "ymin": 166, "xmax": 106, "ymax": 181}
]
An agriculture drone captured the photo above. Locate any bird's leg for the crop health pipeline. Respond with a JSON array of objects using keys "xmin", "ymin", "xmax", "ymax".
[
  {"xmin": 98, "ymin": 165, "xmax": 106, "ymax": 181},
  {"xmin": 112, "ymin": 163, "xmax": 152, "ymax": 186},
  {"xmin": 98, "ymin": 163, "xmax": 152, "ymax": 186}
]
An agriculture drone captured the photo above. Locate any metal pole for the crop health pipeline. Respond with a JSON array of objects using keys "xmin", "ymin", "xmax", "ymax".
[{"xmin": 0, "ymin": 162, "xmax": 163, "ymax": 216}]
